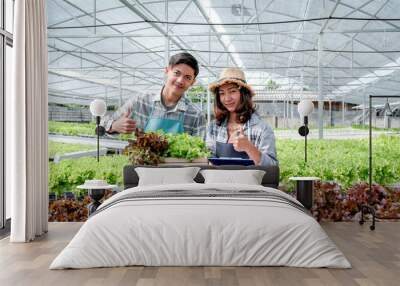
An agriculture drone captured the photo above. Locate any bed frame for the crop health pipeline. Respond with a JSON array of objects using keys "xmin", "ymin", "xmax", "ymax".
[{"xmin": 123, "ymin": 164, "xmax": 280, "ymax": 189}]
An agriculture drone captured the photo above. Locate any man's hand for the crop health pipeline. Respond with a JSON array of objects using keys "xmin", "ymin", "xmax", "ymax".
[{"xmin": 110, "ymin": 110, "xmax": 136, "ymax": 134}]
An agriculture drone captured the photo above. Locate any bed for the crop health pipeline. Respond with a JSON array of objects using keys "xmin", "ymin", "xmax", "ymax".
[{"xmin": 50, "ymin": 165, "xmax": 351, "ymax": 269}]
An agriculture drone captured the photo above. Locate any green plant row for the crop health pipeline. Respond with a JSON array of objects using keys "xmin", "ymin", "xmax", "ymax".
[
  {"xmin": 351, "ymin": 124, "xmax": 400, "ymax": 132},
  {"xmin": 49, "ymin": 141, "xmax": 96, "ymax": 158},
  {"xmin": 49, "ymin": 121, "xmax": 97, "ymax": 136},
  {"xmin": 49, "ymin": 155, "xmax": 129, "ymax": 197},
  {"xmin": 278, "ymin": 135, "xmax": 400, "ymax": 189},
  {"xmin": 48, "ymin": 135, "xmax": 400, "ymax": 196}
]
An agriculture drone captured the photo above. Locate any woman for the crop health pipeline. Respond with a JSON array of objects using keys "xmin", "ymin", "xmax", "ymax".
[{"xmin": 206, "ymin": 67, "xmax": 278, "ymax": 166}]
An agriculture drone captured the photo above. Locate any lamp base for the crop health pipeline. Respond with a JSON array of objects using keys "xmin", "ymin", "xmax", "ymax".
[
  {"xmin": 359, "ymin": 204, "xmax": 376, "ymax": 231},
  {"xmin": 295, "ymin": 180, "xmax": 313, "ymax": 210}
]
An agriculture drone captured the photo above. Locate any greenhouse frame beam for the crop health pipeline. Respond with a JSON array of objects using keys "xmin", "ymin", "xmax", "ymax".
[
  {"xmin": 383, "ymin": 78, "xmax": 400, "ymax": 85},
  {"xmin": 48, "ymin": 0, "xmax": 109, "ymax": 65},
  {"xmin": 48, "ymin": 78, "xmax": 75, "ymax": 86},
  {"xmin": 49, "ymin": 92, "xmax": 120, "ymax": 106},
  {"xmin": 49, "ymin": 16, "xmax": 159, "ymax": 87},
  {"xmin": 285, "ymin": 0, "xmax": 312, "ymax": 92},
  {"xmin": 327, "ymin": 0, "xmax": 395, "ymax": 29},
  {"xmin": 48, "ymin": 4, "xmax": 125, "ymax": 28},
  {"xmin": 49, "ymin": 94, "xmax": 95, "ymax": 106},
  {"xmin": 210, "ymin": 0, "xmax": 276, "ymax": 67},
  {"xmin": 324, "ymin": 0, "xmax": 400, "ymax": 98},
  {"xmin": 317, "ymin": 0, "xmax": 372, "ymax": 97},
  {"xmin": 325, "ymin": 85, "xmax": 400, "ymax": 92},
  {"xmin": 51, "ymin": 0, "xmax": 166, "ymax": 86},
  {"xmin": 48, "ymin": 70, "xmax": 141, "ymax": 100},
  {"xmin": 287, "ymin": 0, "xmax": 312, "ymax": 70},
  {"xmin": 166, "ymin": 0, "xmax": 193, "ymax": 35},
  {"xmin": 57, "ymin": 83, "xmax": 106, "ymax": 93},
  {"xmin": 165, "ymin": 0, "xmax": 170, "ymax": 66},
  {"xmin": 48, "ymin": 1, "xmax": 392, "ymax": 100},
  {"xmin": 50, "ymin": 0, "xmax": 94, "ymax": 33},
  {"xmin": 48, "ymin": 37, "xmax": 106, "ymax": 66},
  {"xmin": 48, "ymin": 40, "xmax": 162, "ymax": 86},
  {"xmin": 119, "ymin": 0, "xmax": 217, "ymax": 77},
  {"xmin": 222, "ymin": 3, "xmax": 397, "ymax": 94},
  {"xmin": 46, "ymin": 26, "xmax": 400, "ymax": 38},
  {"xmin": 319, "ymin": 0, "xmax": 342, "ymax": 34},
  {"xmin": 45, "ymin": 0, "xmax": 400, "ymax": 106},
  {"xmin": 93, "ymin": 0, "xmax": 97, "ymax": 33},
  {"xmin": 48, "ymin": 88, "xmax": 114, "ymax": 100},
  {"xmin": 48, "ymin": 88, "xmax": 105, "ymax": 100},
  {"xmin": 48, "ymin": 71, "xmax": 152, "ymax": 102},
  {"xmin": 258, "ymin": 4, "xmax": 367, "ymax": 91},
  {"xmin": 192, "ymin": 0, "xmax": 240, "ymax": 67},
  {"xmin": 253, "ymin": 0, "xmax": 266, "ymax": 70},
  {"xmin": 318, "ymin": 34, "xmax": 323, "ymax": 139},
  {"xmin": 357, "ymin": 85, "xmax": 400, "ymax": 93},
  {"xmin": 50, "ymin": 36, "xmax": 164, "ymax": 85}
]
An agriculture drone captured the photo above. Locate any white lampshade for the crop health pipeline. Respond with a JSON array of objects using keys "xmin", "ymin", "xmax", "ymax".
[
  {"xmin": 298, "ymin": 100, "xmax": 314, "ymax": 117},
  {"xmin": 90, "ymin": 99, "xmax": 107, "ymax": 117}
]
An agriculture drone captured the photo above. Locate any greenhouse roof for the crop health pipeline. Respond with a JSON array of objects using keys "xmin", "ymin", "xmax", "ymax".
[{"xmin": 47, "ymin": 0, "xmax": 400, "ymax": 106}]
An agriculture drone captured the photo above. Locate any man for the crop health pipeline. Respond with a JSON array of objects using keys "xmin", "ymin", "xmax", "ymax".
[{"xmin": 102, "ymin": 52, "xmax": 205, "ymax": 137}]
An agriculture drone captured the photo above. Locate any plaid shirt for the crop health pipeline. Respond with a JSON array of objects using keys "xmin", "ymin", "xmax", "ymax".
[
  {"xmin": 206, "ymin": 113, "xmax": 278, "ymax": 167},
  {"xmin": 101, "ymin": 89, "xmax": 206, "ymax": 138}
]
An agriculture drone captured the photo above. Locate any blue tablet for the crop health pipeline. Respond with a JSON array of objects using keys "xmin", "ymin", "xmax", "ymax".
[{"xmin": 208, "ymin": 157, "xmax": 255, "ymax": 166}]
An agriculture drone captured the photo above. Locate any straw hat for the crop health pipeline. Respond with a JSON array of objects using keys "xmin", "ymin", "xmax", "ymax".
[
  {"xmin": 77, "ymin": 179, "xmax": 116, "ymax": 190},
  {"xmin": 209, "ymin": 67, "xmax": 255, "ymax": 96}
]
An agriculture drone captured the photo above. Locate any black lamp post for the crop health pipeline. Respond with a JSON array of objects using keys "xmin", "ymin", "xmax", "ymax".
[
  {"xmin": 297, "ymin": 100, "xmax": 314, "ymax": 163},
  {"xmin": 360, "ymin": 94, "xmax": 400, "ymax": 231},
  {"xmin": 89, "ymin": 99, "xmax": 107, "ymax": 162},
  {"xmin": 291, "ymin": 100, "xmax": 317, "ymax": 210}
]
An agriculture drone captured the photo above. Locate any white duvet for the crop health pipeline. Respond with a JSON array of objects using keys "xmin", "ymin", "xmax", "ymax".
[{"xmin": 50, "ymin": 183, "xmax": 351, "ymax": 269}]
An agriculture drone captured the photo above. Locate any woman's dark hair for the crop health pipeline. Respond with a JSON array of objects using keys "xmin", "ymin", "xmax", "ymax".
[
  {"xmin": 169, "ymin": 52, "xmax": 199, "ymax": 78},
  {"xmin": 214, "ymin": 84, "xmax": 255, "ymax": 125}
]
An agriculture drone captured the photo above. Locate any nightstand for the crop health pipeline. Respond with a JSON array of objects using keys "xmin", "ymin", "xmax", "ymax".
[{"xmin": 289, "ymin": 177, "xmax": 320, "ymax": 210}]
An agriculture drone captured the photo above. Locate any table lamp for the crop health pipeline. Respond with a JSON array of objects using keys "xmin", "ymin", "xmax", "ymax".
[
  {"xmin": 297, "ymin": 100, "xmax": 314, "ymax": 163},
  {"xmin": 90, "ymin": 99, "xmax": 107, "ymax": 162}
]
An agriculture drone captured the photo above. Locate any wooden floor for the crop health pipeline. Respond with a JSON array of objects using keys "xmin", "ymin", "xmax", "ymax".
[{"xmin": 0, "ymin": 222, "xmax": 399, "ymax": 286}]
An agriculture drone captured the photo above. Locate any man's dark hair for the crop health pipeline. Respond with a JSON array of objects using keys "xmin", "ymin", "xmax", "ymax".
[{"xmin": 169, "ymin": 52, "xmax": 199, "ymax": 78}]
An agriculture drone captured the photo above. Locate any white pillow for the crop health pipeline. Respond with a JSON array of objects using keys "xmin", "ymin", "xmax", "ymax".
[
  {"xmin": 136, "ymin": 167, "xmax": 200, "ymax": 186},
  {"xmin": 200, "ymin": 169, "xmax": 266, "ymax": 185}
]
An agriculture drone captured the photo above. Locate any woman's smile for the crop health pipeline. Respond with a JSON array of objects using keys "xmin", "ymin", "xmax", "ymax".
[{"xmin": 224, "ymin": 102, "xmax": 235, "ymax": 108}]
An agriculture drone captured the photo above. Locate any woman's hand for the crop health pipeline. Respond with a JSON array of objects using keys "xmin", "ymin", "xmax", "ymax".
[
  {"xmin": 232, "ymin": 127, "xmax": 261, "ymax": 165},
  {"xmin": 231, "ymin": 127, "xmax": 251, "ymax": 152}
]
